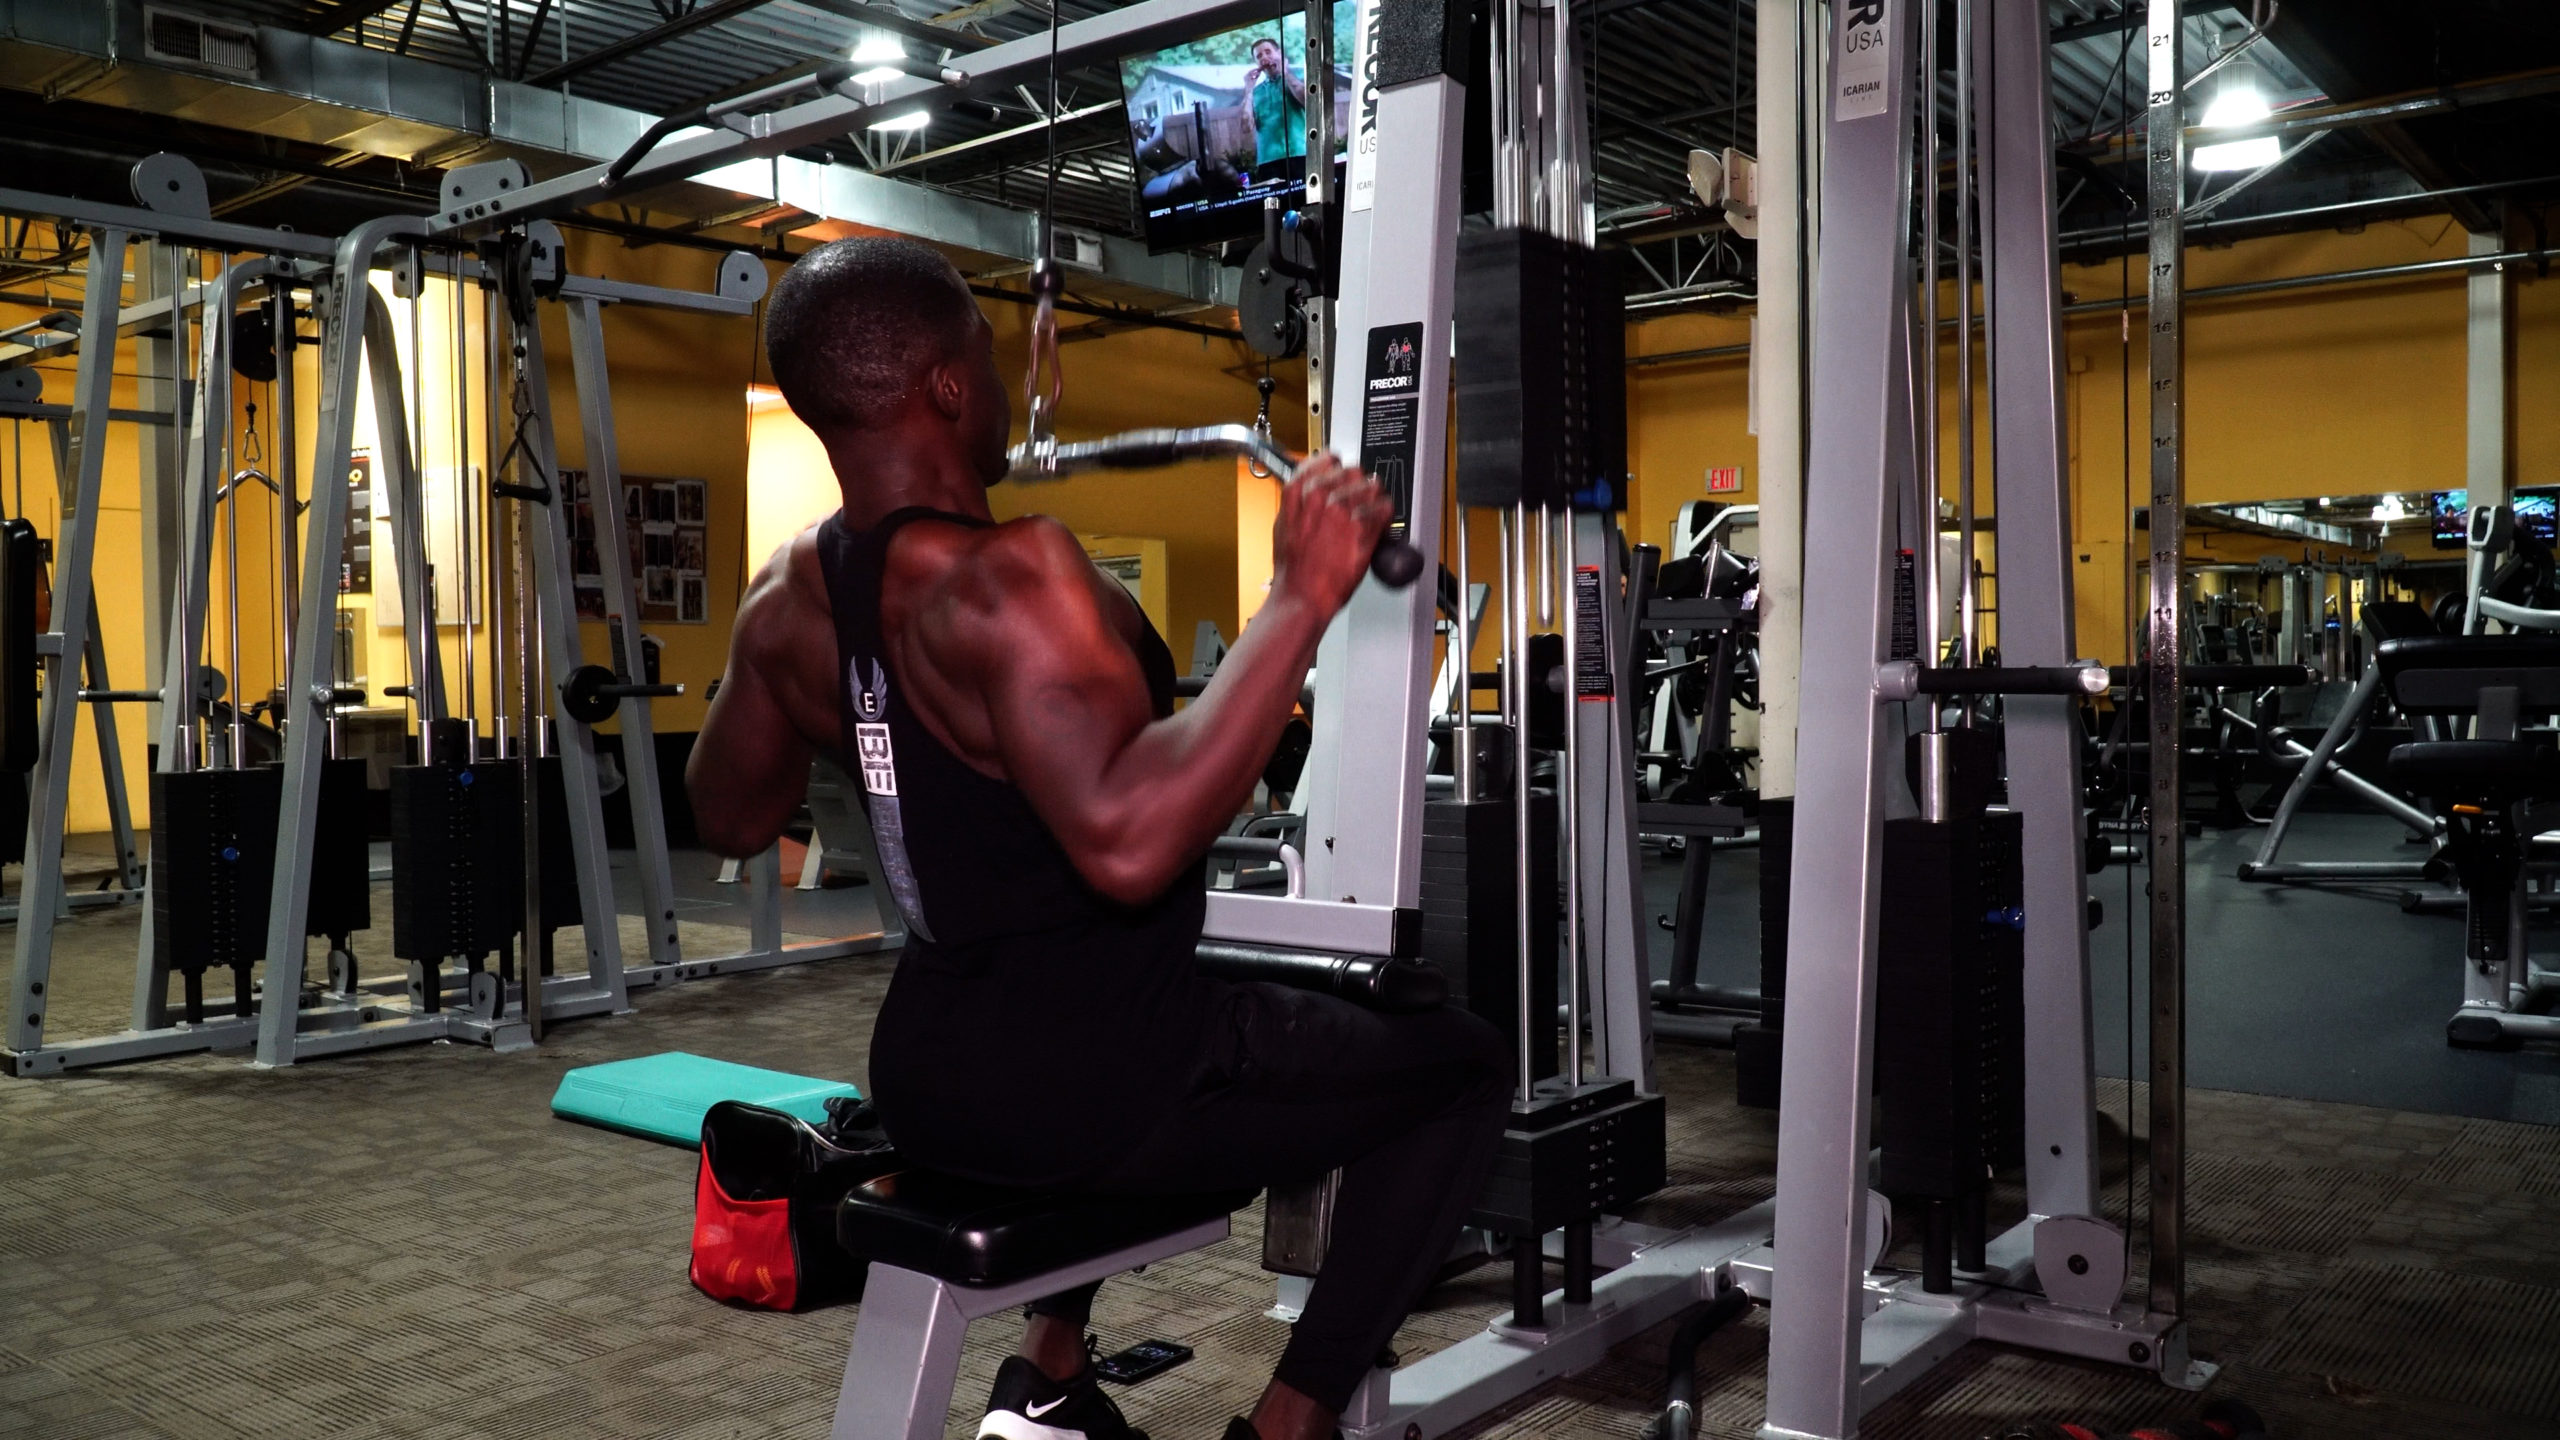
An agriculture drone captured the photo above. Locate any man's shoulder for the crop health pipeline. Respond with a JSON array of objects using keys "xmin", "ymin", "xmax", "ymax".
[
  {"xmin": 901, "ymin": 513, "xmax": 1085, "ymax": 589},
  {"xmin": 893, "ymin": 515, "xmax": 1100, "ymax": 634}
]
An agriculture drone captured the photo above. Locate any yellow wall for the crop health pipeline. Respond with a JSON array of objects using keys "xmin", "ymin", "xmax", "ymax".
[
  {"xmin": 1623, "ymin": 216, "xmax": 2553, "ymax": 665},
  {"xmin": 981, "ymin": 299, "xmax": 1302, "ymax": 656},
  {"xmin": 746, "ymin": 384, "xmax": 836, "ymax": 575}
]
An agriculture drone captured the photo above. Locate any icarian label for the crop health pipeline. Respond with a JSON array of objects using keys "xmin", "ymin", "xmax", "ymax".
[
  {"xmin": 1835, "ymin": 0, "xmax": 1895, "ymax": 122},
  {"xmin": 1347, "ymin": 0, "xmax": 1383, "ymax": 211}
]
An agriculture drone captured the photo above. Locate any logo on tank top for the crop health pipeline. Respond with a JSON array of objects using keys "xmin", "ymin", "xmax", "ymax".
[
  {"xmin": 848, "ymin": 654, "xmax": 934, "ymax": 942},
  {"xmin": 850, "ymin": 658, "xmax": 895, "ymax": 797}
]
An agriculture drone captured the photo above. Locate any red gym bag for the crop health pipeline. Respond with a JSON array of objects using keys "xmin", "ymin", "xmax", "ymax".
[{"xmin": 691, "ymin": 1098, "xmax": 896, "ymax": 1312}]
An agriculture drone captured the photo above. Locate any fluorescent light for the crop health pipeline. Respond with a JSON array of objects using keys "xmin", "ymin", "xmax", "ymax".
[
  {"xmin": 2194, "ymin": 58, "xmax": 2276, "ymax": 170},
  {"xmin": 869, "ymin": 111, "xmax": 930, "ymax": 132},
  {"xmin": 853, "ymin": 66, "xmax": 905, "ymax": 84},
  {"xmin": 851, "ymin": 31, "xmax": 904, "ymax": 64},
  {"xmin": 2194, "ymin": 135, "xmax": 2282, "ymax": 172},
  {"xmin": 2200, "ymin": 64, "xmax": 2272, "ymax": 128}
]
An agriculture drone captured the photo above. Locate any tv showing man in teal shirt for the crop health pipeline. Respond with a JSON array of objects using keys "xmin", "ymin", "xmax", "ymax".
[{"xmin": 1245, "ymin": 35, "xmax": 1308, "ymax": 180}]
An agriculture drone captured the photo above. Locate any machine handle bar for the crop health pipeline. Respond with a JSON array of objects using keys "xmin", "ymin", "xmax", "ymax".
[{"xmin": 1008, "ymin": 425, "xmax": 1424, "ymax": 589}]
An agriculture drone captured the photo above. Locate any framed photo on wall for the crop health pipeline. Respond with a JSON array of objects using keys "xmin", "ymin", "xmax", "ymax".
[{"xmin": 559, "ymin": 468, "xmax": 716, "ymax": 625}]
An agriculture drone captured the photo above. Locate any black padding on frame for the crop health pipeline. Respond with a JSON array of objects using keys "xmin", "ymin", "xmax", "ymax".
[{"xmin": 1373, "ymin": 0, "xmax": 1472, "ymax": 89}]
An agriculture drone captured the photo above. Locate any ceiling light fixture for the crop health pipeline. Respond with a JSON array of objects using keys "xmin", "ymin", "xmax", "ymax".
[
  {"xmin": 852, "ymin": 31, "xmax": 906, "ymax": 84},
  {"xmin": 869, "ymin": 110, "xmax": 930, "ymax": 132},
  {"xmin": 2193, "ymin": 58, "xmax": 2281, "ymax": 172}
]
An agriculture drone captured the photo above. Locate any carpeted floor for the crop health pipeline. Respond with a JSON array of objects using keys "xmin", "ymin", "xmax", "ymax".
[{"xmin": 7, "ymin": 865, "xmax": 2560, "ymax": 1440}]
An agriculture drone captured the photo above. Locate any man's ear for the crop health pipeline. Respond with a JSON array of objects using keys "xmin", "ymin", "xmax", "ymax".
[{"xmin": 925, "ymin": 358, "xmax": 968, "ymax": 422}]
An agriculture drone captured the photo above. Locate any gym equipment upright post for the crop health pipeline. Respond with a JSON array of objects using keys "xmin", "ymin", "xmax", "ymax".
[
  {"xmin": 1756, "ymin": 3, "xmax": 2205, "ymax": 1435},
  {"xmin": 3, "ymin": 225, "xmax": 132, "ymax": 1061}
]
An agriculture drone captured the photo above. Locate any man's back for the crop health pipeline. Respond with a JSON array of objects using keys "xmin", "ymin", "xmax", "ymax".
[{"xmin": 692, "ymin": 235, "xmax": 1499, "ymax": 1440}]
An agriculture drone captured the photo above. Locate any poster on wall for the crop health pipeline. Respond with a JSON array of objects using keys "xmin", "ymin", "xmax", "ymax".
[
  {"xmin": 564, "ymin": 469, "xmax": 608, "ymax": 619},
  {"xmin": 343, "ymin": 452, "xmax": 373, "ymax": 595},
  {"xmin": 370, "ymin": 465, "xmax": 482, "ymax": 627},
  {"xmin": 559, "ymin": 468, "xmax": 712, "ymax": 625}
]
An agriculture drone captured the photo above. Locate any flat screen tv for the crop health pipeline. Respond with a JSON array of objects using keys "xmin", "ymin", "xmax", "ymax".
[
  {"xmin": 1117, "ymin": 2, "xmax": 1354, "ymax": 252},
  {"xmin": 2519, "ymin": 492, "xmax": 2557, "ymax": 547},
  {"xmin": 2432, "ymin": 488, "xmax": 2558, "ymax": 548},
  {"xmin": 2431, "ymin": 489, "xmax": 2468, "ymax": 548}
]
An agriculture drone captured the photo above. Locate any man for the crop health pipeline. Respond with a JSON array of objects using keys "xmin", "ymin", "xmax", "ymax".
[
  {"xmin": 691, "ymin": 236, "xmax": 1510, "ymax": 1440},
  {"xmin": 1243, "ymin": 34, "xmax": 1307, "ymax": 180}
]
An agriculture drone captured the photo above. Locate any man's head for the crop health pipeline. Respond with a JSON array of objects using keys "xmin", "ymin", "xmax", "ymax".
[
  {"xmin": 763, "ymin": 236, "xmax": 1009, "ymax": 484},
  {"xmin": 1251, "ymin": 36, "xmax": 1285, "ymax": 71}
]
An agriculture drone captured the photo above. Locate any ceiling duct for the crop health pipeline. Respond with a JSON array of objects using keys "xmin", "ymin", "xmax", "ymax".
[{"xmin": 140, "ymin": 6, "xmax": 257, "ymax": 80}]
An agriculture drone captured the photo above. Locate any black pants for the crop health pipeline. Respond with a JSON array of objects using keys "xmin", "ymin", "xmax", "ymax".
[{"xmin": 1029, "ymin": 982, "xmax": 1512, "ymax": 1413}]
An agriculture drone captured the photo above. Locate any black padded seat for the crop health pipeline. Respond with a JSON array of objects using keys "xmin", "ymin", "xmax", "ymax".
[
  {"xmin": 2361, "ymin": 600, "xmax": 2439, "ymax": 645},
  {"xmin": 2374, "ymin": 634, "xmax": 2560, "ymax": 715},
  {"xmin": 836, "ymin": 1170, "xmax": 1255, "ymax": 1288},
  {"xmin": 2387, "ymin": 739, "xmax": 2560, "ymax": 803}
]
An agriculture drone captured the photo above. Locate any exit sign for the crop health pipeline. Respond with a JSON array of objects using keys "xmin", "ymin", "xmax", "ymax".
[{"xmin": 1705, "ymin": 466, "xmax": 1745, "ymax": 494}]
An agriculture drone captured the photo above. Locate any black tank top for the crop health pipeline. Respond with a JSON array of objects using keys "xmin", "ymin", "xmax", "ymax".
[{"xmin": 818, "ymin": 507, "xmax": 1219, "ymax": 1186}]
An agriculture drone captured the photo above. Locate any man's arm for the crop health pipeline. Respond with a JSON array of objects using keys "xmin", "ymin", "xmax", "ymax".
[
  {"xmin": 918, "ymin": 458, "xmax": 1385, "ymax": 905},
  {"xmin": 689, "ymin": 533, "xmax": 832, "ymax": 857},
  {"xmin": 1282, "ymin": 64, "xmax": 1307, "ymax": 107}
]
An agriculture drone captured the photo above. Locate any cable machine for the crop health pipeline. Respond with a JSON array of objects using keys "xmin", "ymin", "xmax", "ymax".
[
  {"xmin": 1756, "ymin": 3, "xmax": 2207, "ymax": 1434},
  {"xmin": 0, "ymin": 159, "xmax": 898, "ymax": 1075}
]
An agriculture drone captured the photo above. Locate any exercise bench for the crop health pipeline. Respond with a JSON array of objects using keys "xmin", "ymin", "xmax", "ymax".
[
  {"xmin": 828, "ymin": 1168, "xmax": 1255, "ymax": 1440},
  {"xmin": 2376, "ymin": 632, "xmax": 2560, "ymax": 1047}
]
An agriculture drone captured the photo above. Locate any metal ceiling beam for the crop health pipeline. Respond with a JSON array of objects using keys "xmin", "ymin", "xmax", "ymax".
[
  {"xmin": 874, "ymin": 99, "xmax": 1120, "ymax": 174},
  {"xmin": 525, "ymin": 0, "xmax": 785, "ymax": 87},
  {"xmin": 2049, "ymin": 1, "xmax": 2226, "ymax": 46},
  {"xmin": 2197, "ymin": 65, "xmax": 2560, "ymax": 143},
  {"xmin": 451, "ymin": 0, "xmax": 1279, "ymax": 232},
  {"xmin": 2263, "ymin": 10, "xmax": 2500, "ymax": 231},
  {"xmin": 792, "ymin": 0, "xmax": 1002, "ymax": 54},
  {"xmin": 297, "ymin": 0, "xmax": 411, "ymax": 35},
  {"xmin": 2062, "ymin": 169, "xmax": 2560, "ymax": 255}
]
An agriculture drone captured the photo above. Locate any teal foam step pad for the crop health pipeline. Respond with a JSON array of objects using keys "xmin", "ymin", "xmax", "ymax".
[{"xmin": 551, "ymin": 1052, "xmax": 862, "ymax": 1148}]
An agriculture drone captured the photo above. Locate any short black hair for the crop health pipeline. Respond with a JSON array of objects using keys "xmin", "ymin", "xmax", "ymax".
[{"xmin": 763, "ymin": 237, "xmax": 980, "ymax": 432}]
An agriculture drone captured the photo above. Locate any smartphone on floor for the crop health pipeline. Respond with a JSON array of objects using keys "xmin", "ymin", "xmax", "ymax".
[{"xmin": 1093, "ymin": 1339, "xmax": 1193, "ymax": 1385}]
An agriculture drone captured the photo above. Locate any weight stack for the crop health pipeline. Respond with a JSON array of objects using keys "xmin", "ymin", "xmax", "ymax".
[
  {"xmin": 0, "ymin": 770, "xmax": 25, "ymax": 867},
  {"xmin": 1453, "ymin": 229, "xmax": 1628, "ymax": 511},
  {"xmin": 390, "ymin": 761, "xmax": 523, "ymax": 964},
  {"xmin": 306, "ymin": 758, "xmax": 373, "ymax": 941},
  {"xmin": 1733, "ymin": 796, "xmax": 1791, "ymax": 1110},
  {"xmin": 1976, "ymin": 809, "xmax": 2027, "ymax": 1175},
  {"xmin": 1422, "ymin": 791, "xmax": 1558, "ymax": 1085},
  {"xmin": 530, "ymin": 757, "xmax": 582, "ymax": 934},
  {"xmin": 1469, "ymin": 1078, "xmax": 1668, "ymax": 1235},
  {"xmin": 150, "ymin": 766, "xmax": 283, "ymax": 1001},
  {"xmin": 1874, "ymin": 810, "xmax": 2027, "ymax": 1200}
]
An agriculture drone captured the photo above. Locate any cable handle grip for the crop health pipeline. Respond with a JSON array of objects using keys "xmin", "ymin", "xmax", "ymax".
[
  {"xmin": 559, "ymin": 663, "xmax": 684, "ymax": 725},
  {"xmin": 1875, "ymin": 660, "xmax": 2111, "ymax": 700},
  {"xmin": 1005, "ymin": 425, "xmax": 1424, "ymax": 588}
]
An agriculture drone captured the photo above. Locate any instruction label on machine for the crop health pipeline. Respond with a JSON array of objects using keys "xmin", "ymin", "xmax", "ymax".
[
  {"xmin": 1835, "ymin": 0, "xmax": 1895, "ymax": 121},
  {"xmin": 1359, "ymin": 322, "xmax": 1424, "ymax": 519},
  {"xmin": 1574, "ymin": 564, "xmax": 1613, "ymax": 700}
]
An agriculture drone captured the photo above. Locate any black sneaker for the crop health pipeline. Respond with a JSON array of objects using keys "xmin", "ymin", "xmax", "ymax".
[{"xmin": 977, "ymin": 1354, "xmax": 1148, "ymax": 1440}]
